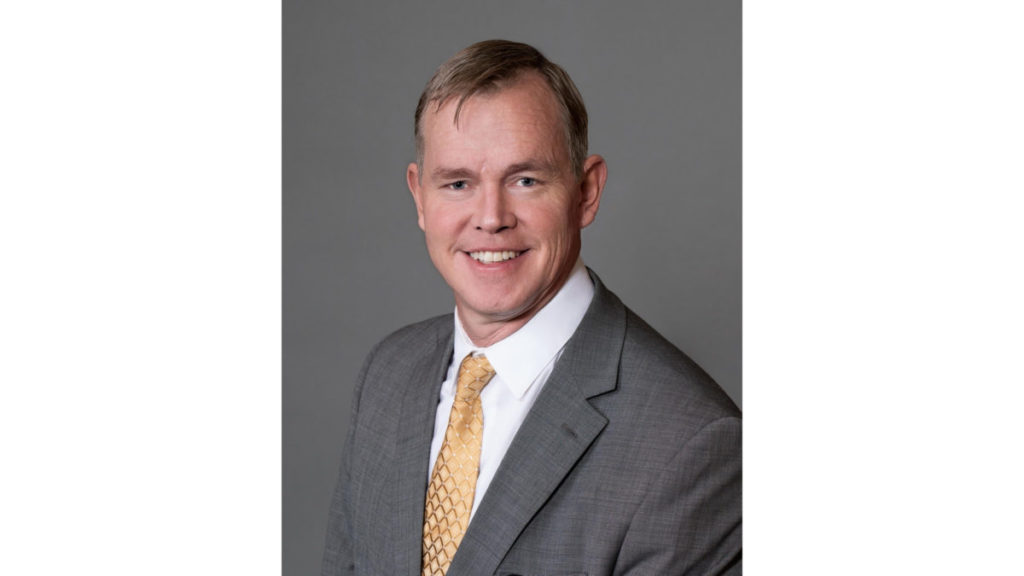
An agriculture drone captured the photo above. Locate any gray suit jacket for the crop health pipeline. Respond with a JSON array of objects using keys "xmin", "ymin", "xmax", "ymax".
[{"xmin": 322, "ymin": 273, "xmax": 741, "ymax": 575}]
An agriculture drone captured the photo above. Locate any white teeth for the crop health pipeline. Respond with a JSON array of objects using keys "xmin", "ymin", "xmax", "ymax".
[{"xmin": 469, "ymin": 250, "xmax": 521, "ymax": 263}]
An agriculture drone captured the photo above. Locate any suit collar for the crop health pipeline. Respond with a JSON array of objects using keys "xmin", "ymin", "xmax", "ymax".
[{"xmin": 447, "ymin": 271, "xmax": 626, "ymax": 575}]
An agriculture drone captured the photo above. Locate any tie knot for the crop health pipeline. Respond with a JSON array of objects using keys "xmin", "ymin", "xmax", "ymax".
[{"xmin": 455, "ymin": 354, "xmax": 495, "ymax": 401}]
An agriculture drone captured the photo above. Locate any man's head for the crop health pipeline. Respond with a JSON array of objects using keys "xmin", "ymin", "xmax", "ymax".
[{"xmin": 407, "ymin": 40, "xmax": 607, "ymax": 346}]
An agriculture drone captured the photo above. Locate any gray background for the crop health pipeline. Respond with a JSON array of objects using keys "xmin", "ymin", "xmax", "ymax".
[{"xmin": 284, "ymin": 1, "xmax": 740, "ymax": 574}]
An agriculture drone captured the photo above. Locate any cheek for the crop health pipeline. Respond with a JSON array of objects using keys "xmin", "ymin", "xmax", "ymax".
[
  {"xmin": 422, "ymin": 205, "xmax": 463, "ymax": 244},
  {"xmin": 531, "ymin": 206, "xmax": 576, "ymax": 242}
]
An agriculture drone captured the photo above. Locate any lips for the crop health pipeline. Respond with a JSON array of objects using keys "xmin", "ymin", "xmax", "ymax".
[{"xmin": 467, "ymin": 250, "xmax": 522, "ymax": 264}]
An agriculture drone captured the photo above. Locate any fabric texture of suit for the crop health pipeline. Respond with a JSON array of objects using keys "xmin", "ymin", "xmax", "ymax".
[{"xmin": 322, "ymin": 272, "xmax": 742, "ymax": 575}]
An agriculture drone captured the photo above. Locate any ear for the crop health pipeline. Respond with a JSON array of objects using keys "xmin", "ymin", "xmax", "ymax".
[
  {"xmin": 577, "ymin": 154, "xmax": 607, "ymax": 229},
  {"xmin": 407, "ymin": 162, "xmax": 426, "ymax": 231}
]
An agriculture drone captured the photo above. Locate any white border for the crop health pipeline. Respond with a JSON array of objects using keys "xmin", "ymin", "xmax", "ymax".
[
  {"xmin": 1, "ymin": 2, "xmax": 281, "ymax": 573},
  {"xmin": 746, "ymin": 1, "xmax": 1024, "ymax": 572}
]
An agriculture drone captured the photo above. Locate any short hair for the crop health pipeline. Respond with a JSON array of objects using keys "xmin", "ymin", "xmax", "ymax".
[{"xmin": 414, "ymin": 39, "xmax": 589, "ymax": 178}]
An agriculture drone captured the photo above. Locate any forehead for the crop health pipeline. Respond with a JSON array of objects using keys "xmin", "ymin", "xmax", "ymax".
[{"xmin": 420, "ymin": 73, "xmax": 569, "ymax": 168}]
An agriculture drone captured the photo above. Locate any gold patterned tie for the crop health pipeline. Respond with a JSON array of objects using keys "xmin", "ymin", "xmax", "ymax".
[{"xmin": 421, "ymin": 354, "xmax": 496, "ymax": 576}]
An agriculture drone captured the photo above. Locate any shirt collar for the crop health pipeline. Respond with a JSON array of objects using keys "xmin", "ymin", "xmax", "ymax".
[{"xmin": 452, "ymin": 259, "xmax": 595, "ymax": 399}]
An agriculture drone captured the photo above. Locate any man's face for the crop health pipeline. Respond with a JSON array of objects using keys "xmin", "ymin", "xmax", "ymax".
[{"xmin": 407, "ymin": 73, "xmax": 604, "ymax": 339}]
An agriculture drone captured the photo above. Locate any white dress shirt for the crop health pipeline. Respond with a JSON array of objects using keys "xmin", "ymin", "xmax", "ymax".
[{"xmin": 427, "ymin": 259, "xmax": 595, "ymax": 522}]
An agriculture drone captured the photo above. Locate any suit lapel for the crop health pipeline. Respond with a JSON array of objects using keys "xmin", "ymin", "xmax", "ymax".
[
  {"xmin": 447, "ymin": 276, "xmax": 627, "ymax": 575},
  {"xmin": 392, "ymin": 321, "xmax": 454, "ymax": 576}
]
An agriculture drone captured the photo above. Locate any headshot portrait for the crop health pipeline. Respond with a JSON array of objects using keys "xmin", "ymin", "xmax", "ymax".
[{"xmin": 284, "ymin": 2, "xmax": 741, "ymax": 575}]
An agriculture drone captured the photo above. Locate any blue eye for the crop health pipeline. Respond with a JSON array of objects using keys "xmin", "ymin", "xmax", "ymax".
[
  {"xmin": 449, "ymin": 180, "xmax": 467, "ymax": 190},
  {"xmin": 518, "ymin": 177, "xmax": 536, "ymax": 186}
]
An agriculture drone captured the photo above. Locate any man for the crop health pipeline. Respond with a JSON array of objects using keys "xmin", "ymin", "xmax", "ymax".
[{"xmin": 323, "ymin": 40, "xmax": 741, "ymax": 576}]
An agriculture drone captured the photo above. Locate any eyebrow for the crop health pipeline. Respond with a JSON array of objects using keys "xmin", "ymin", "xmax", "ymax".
[
  {"xmin": 503, "ymin": 161, "xmax": 557, "ymax": 177},
  {"xmin": 430, "ymin": 167, "xmax": 475, "ymax": 182}
]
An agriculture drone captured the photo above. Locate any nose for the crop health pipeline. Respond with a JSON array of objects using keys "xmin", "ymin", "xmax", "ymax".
[{"xmin": 474, "ymin": 183, "xmax": 516, "ymax": 233}]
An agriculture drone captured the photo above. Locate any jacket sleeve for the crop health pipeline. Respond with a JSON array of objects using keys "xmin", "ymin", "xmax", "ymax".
[
  {"xmin": 615, "ymin": 416, "xmax": 742, "ymax": 576},
  {"xmin": 321, "ymin": 346, "xmax": 377, "ymax": 576}
]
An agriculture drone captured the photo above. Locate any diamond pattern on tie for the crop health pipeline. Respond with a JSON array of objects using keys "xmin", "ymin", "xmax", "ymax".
[{"xmin": 422, "ymin": 354, "xmax": 495, "ymax": 576}]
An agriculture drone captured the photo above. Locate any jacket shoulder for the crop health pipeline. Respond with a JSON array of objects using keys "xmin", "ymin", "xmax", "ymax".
[
  {"xmin": 618, "ymin": 306, "xmax": 740, "ymax": 420},
  {"xmin": 351, "ymin": 313, "xmax": 453, "ymax": 406},
  {"xmin": 365, "ymin": 313, "xmax": 453, "ymax": 362}
]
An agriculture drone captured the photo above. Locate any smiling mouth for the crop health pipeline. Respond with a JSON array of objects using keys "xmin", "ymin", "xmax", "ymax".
[{"xmin": 468, "ymin": 250, "xmax": 522, "ymax": 264}]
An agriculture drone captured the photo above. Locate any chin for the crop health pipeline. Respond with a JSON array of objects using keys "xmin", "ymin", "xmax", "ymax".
[
  {"xmin": 459, "ymin": 291, "xmax": 534, "ymax": 321},
  {"xmin": 465, "ymin": 300, "xmax": 526, "ymax": 321}
]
